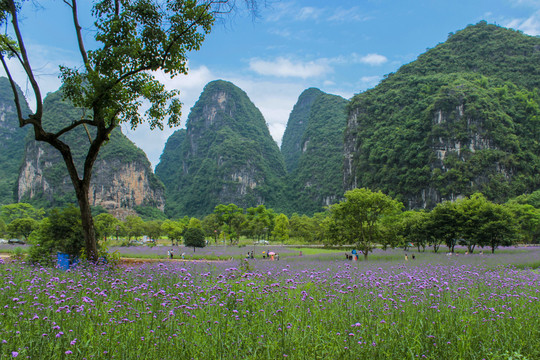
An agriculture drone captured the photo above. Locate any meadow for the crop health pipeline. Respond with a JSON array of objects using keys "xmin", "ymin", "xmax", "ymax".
[{"xmin": 0, "ymin": 247, "xmax": 538, "ymax": 359}]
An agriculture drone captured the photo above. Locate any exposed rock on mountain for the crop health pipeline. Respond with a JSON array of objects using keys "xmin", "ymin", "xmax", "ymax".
[
  {"xmin": 16, "ymin": 89, "xmax": 164, "ymax": 216},
  {"xmin": 344, "ymin": 22, "xmax": 540, "ymax": 208},
  {"xmin": 0, "ymin": 78, "xmax": 31, "ymax": 206},
  {"xmin": 155, "ymin": 80, "xmax": 286, "ymax": 217}
]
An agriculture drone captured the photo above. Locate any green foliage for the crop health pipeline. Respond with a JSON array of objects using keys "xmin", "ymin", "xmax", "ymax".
[
  {"xmin": 429, "ymin": 200, "xmax": 461, "ymax": 252},
  {"xmin": 183, "ymin": 227, "xmax": 206, "ymax": 251},
  {"xmin": 324, "ymin": 188, "xmax": 403, "ymax": 259},
  {"xmin": 188, "ymin": 217, "xmax": 202, "ymax": 229},
  {"xmin": 0, "ymin": 218, "xmax": 5, "ymax": 236},
  {"xmin": 455, "ymin": 193, "xmax": 518, "ymax": 253},
  {"xmin": 201, "ymin": 213, "xmax": 221, "ymax": 243},
  {"xmin": 271, "ymin": 213, "xmax": 290, "ymax": 242},
  {"xmin": 504, "ymin": 201, "xmax": 540, "ymax": 244},
  {"xmin": 27, "ymin": 206, "xmax": 85, "ymax": 265},
  {"xmin": 93, "ymin": 213, "xmax": 120, "ymax": 241},
  {"xmin": 243, "ymin": 204, "xmax": 272, "ymax": 241},
  {"xmin": 6, "ymin": 217, "xmax": 38, "ymax": 241},
  {"xmin": 144, "ymin": 220, "xmax": 163, "ymax": 242},
  {"xmin": 281, "ymin": 88, "xmax": 324, "ymax": 172},
  {"xmin": 285, "ymin": 93, "xmax": 348, "ymax": 215},
  {"xmin": 124, "ymin": 215, "xmax": 145, "ymax": 241},
  {"xmin": 346, "ymin": 23, "xmax": 540, "ymax": 208},
  {"xmin": 156, "ymin": 80, "xmax": 287, "ymax": 217},
  {"xmin": 134, "ymin": 206, "xmax": 167, "ymax": 221},
  {"xmin": 0, "ymin": 203, "xmax": 45, "ymax": 223},
  {"xmin": 0, "ymin": 78, "xmax": 31, "ymax": 206},
  {"xmin": 161, "ymin": 219, "xmax": 184, "ymax": 246}
]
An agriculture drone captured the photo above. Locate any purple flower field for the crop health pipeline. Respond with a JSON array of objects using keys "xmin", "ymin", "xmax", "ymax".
[{"xmin": 0, "ymin": 248, "xmax": 538, "ymax": 359}]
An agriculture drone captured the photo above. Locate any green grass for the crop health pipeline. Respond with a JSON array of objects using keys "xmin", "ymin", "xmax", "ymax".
[{"xmin": 0, "ymin": 257, "xmax": 538, "ymax": 359}]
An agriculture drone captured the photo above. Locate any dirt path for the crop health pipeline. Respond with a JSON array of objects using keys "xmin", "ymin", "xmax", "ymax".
[{"xmin": 119, "ymin": 257, "xmax": 226, "ymax": 265}]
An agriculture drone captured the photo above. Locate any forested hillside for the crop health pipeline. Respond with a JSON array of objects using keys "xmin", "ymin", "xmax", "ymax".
[
  {"xmin": 281, "ymin": 88, "xmax": 324, "ymax": 173},
  {"xmin": 156, "ymin": 80, "xmax": 287, "ymax": 217},
  {"xmin": 285, "ymin": 92, "xmax": 348, "ymax": 214},
  {"xmin": 0, "ymin": 78, "xmax": 31, "ymax": 206},
  {"xmin": 344, "ymin": 22, "xmax": 540, "ymax": 208}
]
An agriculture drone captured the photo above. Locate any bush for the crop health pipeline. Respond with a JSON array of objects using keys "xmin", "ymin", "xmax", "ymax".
[
  {"xmin": 27, "ymin": 206, "xmax": 85, "ymax": 266},
  {"xmin": 184, "ymin": 227, "xmax": 206, "ymax": 252}
]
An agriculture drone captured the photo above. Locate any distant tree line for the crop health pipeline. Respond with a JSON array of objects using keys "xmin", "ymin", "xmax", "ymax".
[{"xmin": 1, "ymin": 188, "xmax": 538, "ymax": 264}]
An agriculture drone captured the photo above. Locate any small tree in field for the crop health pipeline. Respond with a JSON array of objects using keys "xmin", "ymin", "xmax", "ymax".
[
  {"xmin": 0, "ymin": 0, "xmax": 257, "ymax": 261},
  {"xmin": 184, "ymin": 227, "xmax": 206, "ymax": 252},
  {"xmin": 325, "ymin": 188, "xmax": 403, "ymax": 260}
]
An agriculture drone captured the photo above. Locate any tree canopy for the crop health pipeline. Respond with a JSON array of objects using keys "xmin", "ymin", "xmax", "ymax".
[{"xmin": 325, "ymin": 188, "xmax": 403, "ymax": 260}]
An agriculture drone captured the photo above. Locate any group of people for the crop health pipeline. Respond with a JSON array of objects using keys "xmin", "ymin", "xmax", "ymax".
[
  {"xmin": 167, "ymin": 249, "xmax": 185, "ymax": 259},
  {"xmin": 404, "ymin": 254, "xmax": 416, "ymax": 261},
  {"xmin": 345, "ymin": 249, "xmax": 359, "ymax": 261},
  {"xmin": 259, "ymin": 250, "xmax": 279, "ymax": 260}
]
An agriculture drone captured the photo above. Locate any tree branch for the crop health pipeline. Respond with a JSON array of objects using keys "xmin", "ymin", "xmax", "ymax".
[
  {"xmin": 0, "ymin": 54, "xmax": 26, "ymax": 126},
  {"xmin": 68, "ymin": 0, "xmax": 91, "ymax": 71},
  {"xmin": 53, "ymin": 120, "xmax": 95, "ymax": 139},
  {"xmin": 6, "ymin": 0, "xmax": 43, "ymax": 120}
]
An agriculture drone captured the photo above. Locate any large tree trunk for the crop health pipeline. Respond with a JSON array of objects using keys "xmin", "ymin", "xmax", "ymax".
[
  {"xmin": 75, "ymin": 182, "xmax": 98, "ymax": 261},
  {"xmin": 56, "ymin": 124, "xmax": 106, "ymax": 263}
]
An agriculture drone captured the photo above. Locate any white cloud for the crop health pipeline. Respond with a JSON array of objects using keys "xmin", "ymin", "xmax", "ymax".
[
  {"xmin": 357, "ymin": 53, "xmax": 388, "ymax": 66},
  {"xmin": 328, "ymin": 7, "xmax": 371, "ymax": 22},
  {"xmin": 297, "ymin": 7, "xmax": 322, "ymax": 21},
  {"xmin": 265, "ymin": 3, "xmax": 370, "ymax": 23},
  {"xmin": 505, "ymin": 10, "xmax": 540, "ymax": 35},
  {"xmin": 249, "ymin": 57, "xmax": 331, "ymax": 79}
]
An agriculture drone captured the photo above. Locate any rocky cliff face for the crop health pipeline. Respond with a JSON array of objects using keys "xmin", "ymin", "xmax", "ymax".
[
  {"xmin": 16, "ymin": 89, "xmax": 164, "ymax": 216},
  {"xmin": 0, "ymin": 78, "xmax": 31, "ymax": 205},
  {"xmin": 156, "ymin": 80, "xmax": 287, "ymax": 217}
]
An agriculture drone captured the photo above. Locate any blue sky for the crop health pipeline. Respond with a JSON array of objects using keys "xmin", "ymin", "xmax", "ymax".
[{"xmin": 2, "ymin": 0, "xmax": 540, "ymax": 168}]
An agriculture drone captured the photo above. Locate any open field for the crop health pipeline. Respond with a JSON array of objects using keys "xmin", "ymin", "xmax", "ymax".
[{"xmin": 0, "ymin": 247, "xmax": 539, "ymax": 359}]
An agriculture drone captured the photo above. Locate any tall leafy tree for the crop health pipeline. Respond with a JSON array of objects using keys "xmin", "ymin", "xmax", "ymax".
[
  {"xmin": 124, "ymin": 215, "xmax": 145, "ymax": 242},
  {"xmin": 93, "ymin": 212, "xmax": 119, "ymax": 241},
  {"xmin": 325, "ymin": 188, "xmax": 403, "ymax": 260},
  {"xmin": 429, "ymin": 200, "xmax": 461, "ymax": 253},
  {"xmin": 476, "ymin": 202, "xmax": 517, "ymax": 253},
  {"xmin": 184, "ymin": 227, "xmax": 206, "ymax": 252},
  {"xmin": 6, "ymin": 217, "xmax": 38, "ymax": 242},
  {"xmin": 161, "ymin": 219, "xmax": 184, "ymax": 246},
  {"xmin": 201, "ymin": 213, "xmax": 221, "ymax": 244},
  {"xmin": 272, "ymin": 213, "xmax": 290, "ymax": 243},
  {"xmin": 455, "ymin": 193, "xmax": 488, "ymax": 253},
  {"xmin": 0, "ymin": 0, "xmax": 256, "ymax": 261}
]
